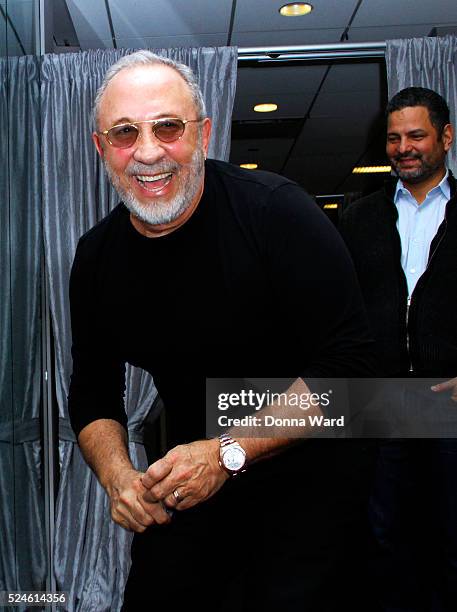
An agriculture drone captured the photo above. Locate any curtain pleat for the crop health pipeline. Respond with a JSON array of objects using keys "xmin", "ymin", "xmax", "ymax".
[
  {"xmin": 386, "ymin": 35, "xmax": 457, "ymax": 174},
  {"xmin": 41, "ymin": 47, "xmax": 237, "ymax": 611},
  {"xmin": 0, "ymin": 55, "xmax": 46, "ymax": 596}
]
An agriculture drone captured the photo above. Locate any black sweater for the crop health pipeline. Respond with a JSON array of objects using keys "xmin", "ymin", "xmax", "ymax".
[
  {"xmin": 68, "ymin": 159, "xmax": 374, "ymax": 444},
  {"xmin": 340, "ymin": 173, "xmax": 457, "ymax": 377}
]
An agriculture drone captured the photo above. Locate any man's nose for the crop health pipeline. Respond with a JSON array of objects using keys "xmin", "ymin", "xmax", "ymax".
[
  {"xmin": 133, "ymin": 129, "xmax": 166, "ymax": 164},
  {"xmin": 398, "ymin": 138, "xmax": 413, "ymax": 154}
]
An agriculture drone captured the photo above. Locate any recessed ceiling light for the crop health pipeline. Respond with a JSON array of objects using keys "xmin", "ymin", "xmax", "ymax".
[
  {"xmin": 279, "ymin": 3, "xmax": 313, "ymax": 17},
  {"xmin": 253, "ymin": 103, "xmax": 278, "ymax": 113},
  {"xmin": 240, "ymin": 163, "xmax": 258, "ymax": 170},
  {"xmin": 352, "ymin": 165, "xmax": 391, "ymax": 174}
]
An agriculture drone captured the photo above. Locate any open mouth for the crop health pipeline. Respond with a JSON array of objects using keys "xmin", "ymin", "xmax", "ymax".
[
  {"xmin": 135, "ymin": 172, "xmax": 173, "ymax": 192},
  {"xmin": 396, "ymin": 157, "xmax": 421, "ymax": 169},
  {"xmin": 396, "ymin": 155, "xmax": 420, "ymax": 163}
]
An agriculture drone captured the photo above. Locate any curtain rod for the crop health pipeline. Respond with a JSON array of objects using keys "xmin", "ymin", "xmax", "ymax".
[{"xmin": 237, "ymin": 41, "xmax": 386, "ymax": 62}]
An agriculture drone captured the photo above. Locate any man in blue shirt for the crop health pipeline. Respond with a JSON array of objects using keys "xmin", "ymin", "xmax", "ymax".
[{"xmin": 341, "ymin": 87, "xmax": 457, "ymax": 612}]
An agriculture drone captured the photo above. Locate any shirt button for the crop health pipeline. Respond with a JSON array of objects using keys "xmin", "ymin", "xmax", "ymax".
[{"xmin": 410, "ymin": 268, "xmax": 416, "ymax": 273}]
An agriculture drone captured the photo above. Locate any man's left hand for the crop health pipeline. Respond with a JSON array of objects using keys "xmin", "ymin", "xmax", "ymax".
[
  {"xmin": 141, "ymin": 438, "xmax": 229, "ymax": 511},
  {"xmin": 431, "ymin": 377, "xmax": 457, "ymax": 402}
]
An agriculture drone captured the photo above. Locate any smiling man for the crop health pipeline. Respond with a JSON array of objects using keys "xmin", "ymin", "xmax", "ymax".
[
  {"xmin": 341, "ymin": 87, "xmax": 457, "ymax": 612},
  {"xmin": 68, "ymin": 50, "xmax": 376, "ymax": 611},
  {"xmin": 386, "ymin": 97, "xmax": 453, "ymax": 205},
  {"xmin": 92, "ymin": 59, "xmax": 210, "ymax": 235}
]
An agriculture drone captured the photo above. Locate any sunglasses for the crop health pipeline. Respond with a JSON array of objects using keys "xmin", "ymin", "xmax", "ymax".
[{"xmin": 100, "ymin": 117, "xmax": 202, "ymax": 149}]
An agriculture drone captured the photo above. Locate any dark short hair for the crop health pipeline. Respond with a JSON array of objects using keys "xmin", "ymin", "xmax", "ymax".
[{"xmin": 386, "ymin": 87, "xmax": 450, "ymax": 136}]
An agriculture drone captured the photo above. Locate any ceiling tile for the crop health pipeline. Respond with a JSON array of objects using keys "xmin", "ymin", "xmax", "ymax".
[
  {"xmin": 351, "ymin": 0, "xmax": 457, "ymax": 27},
  {"xmin": 236, "ymin": 65, "xmax": 328, "ymax": 96},
  {"xmin": 294, "ymin": 116, "xmax": 375, "ymax": 154},
  {"xmin": 234, "ymin": 0, "xmax": 356, "ymax": 32},
  {"xmin": 233, "ymin": 92, "xmax": 314, "ymax": 120},
  {"xmin": 114, "ymin": 34, "xmax": 228, "ymax": 49},
  {"xmin": 285, "ymin": 153, "xmax": 362, "ymax": 194},
  {"xmin": 230, "ymin": 137, "xmax": 294, "ymax": 159},
  {"xmin": 320, "ymin": 63, "xmax": 385, "ymax": 93},
  {"xmin": 53, "ymin": 0, "xmax": 79, "ymax": 46},
  {"xmin": 285, "ymin": 153, "xmax": 357, "ymax": 195},
  {"xmin": 230, "ymin": 158, "xmax": 287, "ymax": 174},
  {"xmin": 230, "ymin": 137, "xmax": 294, "ymax": 174},
  {"xmin": 0, "ymin": 0, "xmax": 5, "ymax": 56},
  {"xmin": 310, "ymin": 89, "xmax": 381, "ymax": 118},
  {"xmin": 347, "ymin": 24, "xmax": 437, "ymax": 41},
  {"xmin": 3, "ymin": 0, "xmax": 34, "ymax": 53},
  {"xmin": 66, "ymin": 0, "xmax": 112, "ymax": 45},
  {"xmin": 231, "ymin": 153, "xmax": 294, "ymax": 175},
  {"xmin": 253, "ymin": 156, "xmax": 292, "ymax": 174},
  {"xmin": 5, "ymin": 35, "xmax": 25, "ymax": 57},
  {"xmin": 79, "ymin": 39, "xmax": 114, "ymax": 50},
  {"xmin": 234, "ymin": 65, "xmax": 328, "ymax": 120},
  {"xmin": 109, "ymin": 0, "xmax": 232, "ymax": 38},
  {"xmin": 233, "ymin": 28, "xmax": 346, "ymax": 47}
]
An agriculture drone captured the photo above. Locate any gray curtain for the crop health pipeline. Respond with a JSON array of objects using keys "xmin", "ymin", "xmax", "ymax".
[
  {"xmin": 41, "ymin": 47, "xmax": 237, "ymax": 611},
  {"xmin": 385, "ymin": 35, "xmax": 457, "ymax": 175},
  {"xmin": 0, "ymin": 55, "xmax": 46, "ymax": 599}
]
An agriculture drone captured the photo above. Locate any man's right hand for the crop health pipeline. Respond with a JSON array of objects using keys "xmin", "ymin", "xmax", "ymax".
[
  {"xmin": 77, "ymin": 419, "xmax": 174, "ymax": 532},
  {"xmin": 107, "ymin": 467, "xmax": 173, "ymax": 532}
]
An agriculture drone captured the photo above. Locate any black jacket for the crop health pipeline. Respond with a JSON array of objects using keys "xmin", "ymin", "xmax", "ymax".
[{"xmin": 340, "ymin": 172, "xmax": 457, "ymax": 377}]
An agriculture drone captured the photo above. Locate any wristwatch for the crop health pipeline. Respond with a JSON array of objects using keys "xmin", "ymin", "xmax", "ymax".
[{"xmin": 218, "ymin": 434, "xmax": 247, "ymax": 476}]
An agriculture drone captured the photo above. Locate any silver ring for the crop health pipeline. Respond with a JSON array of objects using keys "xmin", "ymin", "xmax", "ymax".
[{"xmin": 173, "ymin": 489, "xmax": 181, "ymax": 503}]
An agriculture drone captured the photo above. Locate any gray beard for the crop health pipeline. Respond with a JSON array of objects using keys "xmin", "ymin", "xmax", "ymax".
[
  {"xmin": 391, "ymin": 154, "xmax": 442, "ymax": 185},
  {"xmin": 104, "ymin": 147, "xmax": 205, "ymax": 226}
]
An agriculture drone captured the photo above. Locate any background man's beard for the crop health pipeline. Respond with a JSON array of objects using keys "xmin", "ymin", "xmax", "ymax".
[
  {"xmin": 104, "ymin": 147, "xmax": 205, "ymax": 226},
  {"xmin": 391, "ymin": 153, "xmax": 442, "ymax": 184}
]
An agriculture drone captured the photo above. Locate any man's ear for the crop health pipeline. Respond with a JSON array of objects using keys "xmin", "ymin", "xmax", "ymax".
[
  {"xmin": 92, "ymin": 132, "xmax": 104, "ymax": 158},
  {"xmin": 442, "ymin": 123, "xmax": 454, "ymax": 153},
  {"xmin": 201, "ymin": 118, "xmax": 212, "ymax": 158}
]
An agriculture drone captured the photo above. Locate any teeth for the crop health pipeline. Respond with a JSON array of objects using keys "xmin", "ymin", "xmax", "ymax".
[{"xmin": 136, "ymin": 173, "xmax": 172, "ymax": 183}]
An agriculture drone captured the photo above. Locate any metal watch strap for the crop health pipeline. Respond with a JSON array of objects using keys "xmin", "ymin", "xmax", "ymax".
[{"xmin": 219, "ymin": 433, "xmax": 236, "ymax": 447}]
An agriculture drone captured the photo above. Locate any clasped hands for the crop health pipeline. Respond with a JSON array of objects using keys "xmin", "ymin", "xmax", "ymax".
[
  {"xmin": 141, "ymin": 437, "xmax": 228, "ymax": 510},
  {"xmin": 110, "ymin": 438, "xmax": 228, "ymax": 533}
]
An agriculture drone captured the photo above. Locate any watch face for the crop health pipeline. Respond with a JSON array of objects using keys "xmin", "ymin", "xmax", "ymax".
[{"xmin": 223, "ymin": 446, "xmax": 246, "ymax": 471}]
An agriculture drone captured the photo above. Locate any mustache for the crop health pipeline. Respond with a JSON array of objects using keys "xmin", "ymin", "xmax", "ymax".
[
  {"xmin": 126, "ymin": 160, "xmax": 181, "ymax": 176},
  {"xmin": 393, "ymin": 152, "xmax": 422, "ymax": 162}
]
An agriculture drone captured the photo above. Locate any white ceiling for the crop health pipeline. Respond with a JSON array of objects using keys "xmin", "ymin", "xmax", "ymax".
[
  {"xmin": 61, "ymin": 0, "xmax": 457, "ymax": 49},
  {"xmin": 2, "ymin": 0, "xmax": 457, "ymax": 197}
]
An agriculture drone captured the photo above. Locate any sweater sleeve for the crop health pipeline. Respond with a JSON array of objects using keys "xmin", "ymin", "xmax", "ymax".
[
  {"xmin": 264, "ymin": 183, "xmax": 376, "ymax": 379},
  {"xmin": 68, "ymin": 238, "xmax": 128, "ymax": 438}
]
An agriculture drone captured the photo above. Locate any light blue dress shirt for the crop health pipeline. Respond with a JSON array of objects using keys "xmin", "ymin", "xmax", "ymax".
[{"xmin": 394, "ymin": 170, "xmax": 450, "ymax": 296}]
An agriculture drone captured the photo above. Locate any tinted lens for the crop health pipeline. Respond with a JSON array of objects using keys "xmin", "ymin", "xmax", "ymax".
[
  {"xmin": 154, "ymin": 119, "xmax": 185, "ymax": 143},
  {"xmin": 108, "ymin": 124, "xmax": 139, "ymax": 148}
]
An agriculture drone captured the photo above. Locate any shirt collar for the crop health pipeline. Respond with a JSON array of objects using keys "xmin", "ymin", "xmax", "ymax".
[{"xmin": 394, "ymin": 169, "xmax": 450, "ymax": 204}]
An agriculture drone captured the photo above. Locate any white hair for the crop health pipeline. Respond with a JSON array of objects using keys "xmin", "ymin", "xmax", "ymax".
[{"xmin": 93, "ymin": 50, "xmax": 206, "ymax": 130}]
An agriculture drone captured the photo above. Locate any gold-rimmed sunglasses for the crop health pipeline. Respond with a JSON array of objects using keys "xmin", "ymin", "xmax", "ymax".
[{"xmin": 100, "ymin": 117, "xmax": 203, "ymax": 149}]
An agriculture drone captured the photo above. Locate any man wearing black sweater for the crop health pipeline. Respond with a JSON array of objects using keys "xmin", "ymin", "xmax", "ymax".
[
  {"xmin": 340, "ymin": 87, "xmax": 457, "ymax": 612},
  {"xmin": 69, "ymin": 50, "xmax": 375, "ymax": 611}
]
